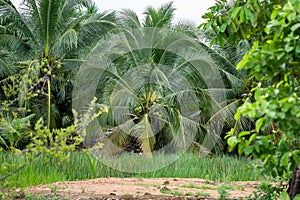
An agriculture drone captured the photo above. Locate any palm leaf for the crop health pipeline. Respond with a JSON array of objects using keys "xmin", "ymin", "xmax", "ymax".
[
  {"xmin": 52, "ymin": 28, "xmax": 78, "ymax": 57},
  {"xmin": 119, "ymin": 9, "xmax": 141, "ymax": 29},
  {"xmin": 0, "ymin": 34, "xmax": 31, "ymax": 56},
  {"xmin": 171, "ymin": 115, "xmax": 199, "ymax": 152},
  {"xmin": 129, "ymin": 114, "xmax": 155, "ymax": 153},
  {"xmin": 0, "ymin": 57, "xmax": 12, "ymax": 76},
  {"xmin": 143, "ymin": 2, "xmax": 175, "ymax": 27},
  {"xmin": 75, "ymin": 11, "xmax": 117, "ymax": 55},
  {"xmin": 40, "ymin": 0, "xmax": 63, "ymax": 49},
  {"xmin": 0, "ymin": 0, "xmax": 37, "ymax": 45}
]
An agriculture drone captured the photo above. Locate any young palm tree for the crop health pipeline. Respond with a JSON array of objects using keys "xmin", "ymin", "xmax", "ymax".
[
  {"xmin": 74, "ymin": 2, "xmax": 247, "ymax": 156},
  {"xmin": 203, "ymin": 42, "xmax": 253, "ymax": 152},
  {"xmin": 0, "ymin": 0, "xmax": 117, "ymax": 128}
]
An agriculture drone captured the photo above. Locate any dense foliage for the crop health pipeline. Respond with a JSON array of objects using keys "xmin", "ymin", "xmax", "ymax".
[
  {"xmin": 2, "ymin": 0, "xmax": 299, "ymax": 198},
  {"xmin": 0, "ymin": 0, "xmax": 116, "ymax": 129},
  {"xmin": 202, "ymin": 0, "xmax": 300, "ymax": 198}
]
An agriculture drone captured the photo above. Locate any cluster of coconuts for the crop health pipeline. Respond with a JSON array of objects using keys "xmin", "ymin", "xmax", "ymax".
[{"xmin": 40, "ymin": 58, "xmax": 62, "ymax": 77}]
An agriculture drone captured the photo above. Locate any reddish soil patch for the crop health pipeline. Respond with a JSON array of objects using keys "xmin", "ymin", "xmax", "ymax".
[{"xmin": 25, "ymin": 178, "xmax": 259, "ymax": 199}]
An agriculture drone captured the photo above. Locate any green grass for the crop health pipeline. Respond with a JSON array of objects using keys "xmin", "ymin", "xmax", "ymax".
[
  {"xmin": 0, "ymin": 152, "xmax": 265, "ymax": 188},
  {"xmin": 160, "ymin": 189, "xmax": 184, "ymax": 196},
  {"xmin": 181, "ymin": 183, "xmax": 217, "ymax": 190},
  {"xmin": 195, "ymin": 191, "xmax": 211, "ymax": 197}
]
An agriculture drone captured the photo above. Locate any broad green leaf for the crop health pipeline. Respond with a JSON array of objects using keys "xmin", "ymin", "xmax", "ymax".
[
  {"xmin": 279, "ymin": 191, "xmax": 290, "ymax": 200},
  {"xmin": 292, "ymin": 150, "xmax": 300, "ymax": 164},
  {"xmin": 220, "ymin": 22, "xmax": 227, "ymax": 33},
  {"xmin": 234, "ymin": 108, "xmax": 241, "ymax": 121},
  {"xmin": 246, "ymin": 134, "xmax": 257, "ymax": 146},
  {"xmin": 231, "ymin": 7, "xmax": 242, "ymax": 19},
  {"xmin": 243, "ymin": 146, "xmax": 253, "ymax": 155},
  {"xmin": 271, "ymin": 155, "xmax": 278, "ymax": 166},
  {"xmin": 254, "ymin": 88, "xmax": 262, "ymax": 101},
  {"xmin": 227, "ymin": 136, "xmax": 238, "ymax": 149},
  {"xmin": 236, "ymin": 55, "xmax": 248, "ymax": 70},
  {"xmin": 296, "ymin": 44, "xmax": 300, "ymax": 53},
  {"xmin": 285, "ymin": 44, "xmax": 294, "ymax": 52},
  {"xmin": 280, "ymin": 152, "xmax": 291, "ymax": 167},
  {"xmin": 294, "ymin": 194, "xmax": 300, "ymax": 200},
  {"xmin": 239, "ymin": 9, "xmax": 245, "ymax": 23},
  {"xmin": 255, "ymin": 118, "xmax": 264, "ymax": 132},
  {"xmin": 244, "ymin": 7, "xmax": 254, "ymax": 23},
  {"xmin": 291, "ymin": 23, "xmax": 300, "ymax": 31},
  {"xmin": 238, "ymin": 131, "xmax": 251, "ymax": 138}
]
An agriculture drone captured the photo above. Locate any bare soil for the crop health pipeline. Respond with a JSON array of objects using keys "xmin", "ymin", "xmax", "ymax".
[{"xmin": 24, "ymin": 178, "xmax": 259, "ymax": 199}]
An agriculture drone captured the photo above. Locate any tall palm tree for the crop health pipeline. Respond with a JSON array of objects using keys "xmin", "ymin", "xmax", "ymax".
[
  {"xmin": 73, "ymin": 2, "xmax": 247, "ymax": 156},
  {"xmin": 0, "ymin": 0, "xmax": 117, "ymax": 128}
]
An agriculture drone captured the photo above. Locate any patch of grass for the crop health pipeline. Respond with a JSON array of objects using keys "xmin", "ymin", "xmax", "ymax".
[
  {"xmin": 181, "ymin": 183, "xmax": 217, "ymax": 190},
  {"xmin": 235, "ymin": 185, "xmax": 246, "ymax": 191},
  {"xmin": 0, "ymin": 152, "xmax": 266, "ymax": 188},
  {"xmin": 181, "ymin": 183, "xmax": 199, "ymax": 189},
  {"xmin": 160, "ymin": 189, "xmax": 184, "ymax": 196},
  {"xmin": 218, "ymin": 184, "xmax": 234, "ymax": 190},
  {"xmin": 137, "ymin": 183, "xmax": 160, "ymax": 189},
  {"xmin": 185, "ymin": 191, "xmax": 193, "ymax": 196},
  {"xmin": 195, "ymin": 191, "xmax": 211, "ymax": 197},
  {"xmin": 217, "ymin": 185, "xmax": 231, "ymax": 200},
  {"xmin": 0, "ymin": 190, "xmax": 65, "ymax": 200}
]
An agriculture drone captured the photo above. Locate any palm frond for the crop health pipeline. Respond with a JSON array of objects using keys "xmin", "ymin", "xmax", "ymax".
[
  {"xmin": 0, "ymin": 0, "xmax": 36, "ymax": 44},
  {"xmin": 143, "ymin": 2, "xmax": 175, "ymax": 27},
  {"xmin": 75, "ymin": 11, "xmax": 117, "ymax": 55},
  {"xmin": 119, "ymin": 9, "xmax": 141, "ymax": 29},
  {"xmin": 0, "ymin": 34, "xmax": 31, "ymax": 57},
  {"xmin": 100, "ymin": 128, "xmax": 132, "ymax": 155},
  {"xmin": 40, "ymin": 0, "xmax": 63, "ymax": 47},
  {"xmin": 206, "ymin": 99, "xmax": 242, "ymax": 128},
  {"xmin": 171, "ymin": 115, "xmax": 198, "ymax": 152},
  {"xmin": 129, "ymin": 114, "xmax": 155, "ymax": 153},
  {"xmin": 173, "ymin": 19, "xmax": 196, "ymax": 37},
  {"xmin": 21, "ymin": 0, "xmax": 42, "ymax": 32},
  {"xmin": 0, "ymin": 57, "xmax": 12, "ymax": 77},
  {"xmin": 52, "ymin": 28, "xmax": 78, "ymax": 57}
]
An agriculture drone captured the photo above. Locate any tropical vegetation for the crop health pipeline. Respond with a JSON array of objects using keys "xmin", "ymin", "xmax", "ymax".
[{"xmin": 0, "ymin": 0, "xmax": 299, "ymax": 199}]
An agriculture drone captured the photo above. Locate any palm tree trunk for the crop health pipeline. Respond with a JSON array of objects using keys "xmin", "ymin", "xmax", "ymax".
[
  {"xmin": 47, "ymin": 78, "xmax": 51, "ymax": 129},
  {"xmin": 288, "ymin": 166, "xmax": 300, "ymax": 199}
]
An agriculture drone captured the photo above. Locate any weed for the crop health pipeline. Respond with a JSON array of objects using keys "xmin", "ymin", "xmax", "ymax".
[
  {"xmin": 235, "ymin": 185, "xmax": 246, "ymax": 191},
  {"xmin": 181, "ymin": 183, "xmax": 217, "ymax": 190},
  {"xmin": 198, "ymin": 185, "xmax": 217, "ymax": 190},
  {"xmin": 173, "ymin": 190, "xmax": 184, "ymax": 195},
  {"xmin": 125, "ymin": 193, "xmax": 131, "ymax": 199},
  {"xmin": 246, "ymin": 181, "xmax": 287, "ymax": 200},
  {"xmin": 218, "ymin": 184, "xmax": 234, "ymax": 190},
  {"xmin": 160, "ymin": 188, "xmax": 184, "ymax": 196},
  {"xmin": 217, "ymin": 185, "xmax": 230, "ymax": 200},
  {"xmin": 48, "ymin": 185, "xmax": 58, "ymax": 195},
  {"xmin": 195, "ymin": 191, "xmax": 211, "ymax": 197}
]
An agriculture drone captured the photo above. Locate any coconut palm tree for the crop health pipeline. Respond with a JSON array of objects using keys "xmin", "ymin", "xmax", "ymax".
[
  {"xmin": 73, "ymin": 2, "xmax": 248, "ymax": 156},
  {"xmin": 0, "ymin": 0, "xmax": 117, "ymax": 128}
]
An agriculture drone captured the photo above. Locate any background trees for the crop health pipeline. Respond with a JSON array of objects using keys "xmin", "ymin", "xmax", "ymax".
[{"xmin": 0, "ymin": 0, "xmax": 116, "ymax": 129}]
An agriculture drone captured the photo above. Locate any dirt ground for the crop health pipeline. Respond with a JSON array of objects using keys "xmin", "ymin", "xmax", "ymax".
[{"xmin": 25, "ymin": 178, "xmax": 259, "ymax": 199}]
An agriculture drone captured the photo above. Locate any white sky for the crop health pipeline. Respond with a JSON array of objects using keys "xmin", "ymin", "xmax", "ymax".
[{"xmin": 11, "ymin": 0, "xmax": 216, "ymax": 24}]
